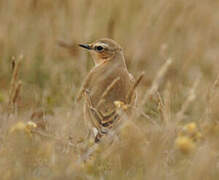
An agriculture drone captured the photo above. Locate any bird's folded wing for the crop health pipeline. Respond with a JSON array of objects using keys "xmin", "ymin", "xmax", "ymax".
[
  {"xmin": 84, "ymin": 90, "xmax": 119, "ymax": 131},
  {"xmin": 89, "ymin": 107, "xmax": 119, "ymax": 127}
]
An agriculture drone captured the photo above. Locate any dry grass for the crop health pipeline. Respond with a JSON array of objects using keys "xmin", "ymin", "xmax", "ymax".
[{"xmin": 0, "ymin": 0, "xmax": 219, "ymax": 179}]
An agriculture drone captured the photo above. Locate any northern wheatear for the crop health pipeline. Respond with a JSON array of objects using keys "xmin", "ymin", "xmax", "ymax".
[{"xmin": 77, "ymin": 38, "xmax": 138, "ymax": 143}]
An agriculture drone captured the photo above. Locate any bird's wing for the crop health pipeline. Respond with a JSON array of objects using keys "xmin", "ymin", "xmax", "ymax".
[
  {"xmin": 84, "ymin": 90, "xmax": 119, "ymax": 135},
  {"xmin": 76, "ymin": 76, "xmax": 90, "ymax": 102},
  {"xmin": 76, "ymin": 67, "xmax": 98, "ymax": 102},
  {"xmin": 76, "ymin": 63, "xmax": 107, "ymax": 102}
]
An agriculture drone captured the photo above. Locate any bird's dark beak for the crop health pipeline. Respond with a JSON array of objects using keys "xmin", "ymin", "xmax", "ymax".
[{"xmin": 78, "ymin": 44, "xmax": 92, "ymax": 50}]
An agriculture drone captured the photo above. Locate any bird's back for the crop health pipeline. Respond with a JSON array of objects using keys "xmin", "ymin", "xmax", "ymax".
[{"xmin": 87, "ymin": 61, "xmax": 134, "ymax": 115}]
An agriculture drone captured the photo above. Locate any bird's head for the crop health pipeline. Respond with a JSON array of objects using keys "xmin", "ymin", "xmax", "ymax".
[{"xmin": 79, "ymin": 38, "xmax": 124, "ymax": 66}]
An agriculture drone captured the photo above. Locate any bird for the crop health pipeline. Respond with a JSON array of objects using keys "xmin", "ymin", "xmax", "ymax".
[
  {"xmin": 76, "ymin": 38, "xmax": 141, "ymax": 143},
  {"xmin": 76, "ymin": 38, "xmax": 139, "ymax": 143}
]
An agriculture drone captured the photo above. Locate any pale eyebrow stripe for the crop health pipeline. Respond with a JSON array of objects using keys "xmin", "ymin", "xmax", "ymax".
[{"xmin": 95, "ymin": 42, "xmax": 108, "ymax": 48}]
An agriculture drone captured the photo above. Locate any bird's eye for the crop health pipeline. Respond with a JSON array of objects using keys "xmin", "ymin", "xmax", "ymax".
[{"xmin": 95, "ymin": 46, "xmax": 104, "ymax": 51}]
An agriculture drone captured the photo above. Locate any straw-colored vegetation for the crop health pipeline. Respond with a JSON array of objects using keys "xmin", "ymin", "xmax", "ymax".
[{"xmin": 0, "ymin": 0, "xmax": 219, "ymax": 179}]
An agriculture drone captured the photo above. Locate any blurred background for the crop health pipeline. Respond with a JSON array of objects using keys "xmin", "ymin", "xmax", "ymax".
[{"xmin": 0, "ymin": 0, "xmax": 219, "ymax": 179}]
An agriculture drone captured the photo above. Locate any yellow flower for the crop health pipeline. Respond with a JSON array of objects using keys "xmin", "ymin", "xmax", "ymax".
[
  {"xmin": 193, "ymin": 132, "xmax": 202, "ymax": 141},
  {"xmin": 9, "ymin": 121, "xmax": 37, "ymax": 136},
  {"xmin": 9, "ymin": 122, "xmax": 27, "ymax": 134},
  {"xmin": 175, "ymin": 136, "xmax": 195, "ymax": 154},
  {"xmin": 182, "ymin": 122, "xmax": 197, "ymax": 136},
  {"xmin": 114, "ymin": 101, "xmax": 128, "ymax": 110},
  {"xmin": 26, "ymin": 121, "xmax": 37, "ymax": 130}
]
